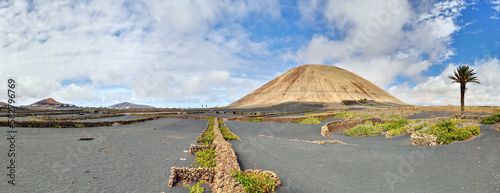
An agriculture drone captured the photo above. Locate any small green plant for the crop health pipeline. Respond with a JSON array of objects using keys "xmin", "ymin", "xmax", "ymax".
[
  {"xmin": 421, "ymin": 120, "xmax": 480, "ymax": 144},
  {"xmin": 193, "ymin": 147, "xmax": 216, "ymax": 168},
  {"xmin": 73, "ymin": 123, "xmax": 84, "ymax": 128},
  {"xmin": 334, "ymin": 111, "xmax": 352, "ymax": 119},
  {"xmin": 299, "ymin": 117, "xmax": 321, "ymax": 124},
  {"xmin": 252, "ymin": 118, "xmax": 262, "ymax": 122},
  {"xmin": 480, "ymin": 114, "xmax": 500, "ymax": 124},
  {"xmin": 343, "ymin": 121, "xmax": 383, "ymax": 137},
  {"xmin": 466, "ymin": 125, "xmax": 481, "ymax": 135},
  {"xmin": 197, "ymin": 118, "xmax": 216, "ymax": 145},
  {"xmin": 184, "ymin": 180, "xmax": 205, "ymax": 193},
  {"xmin": 230, "ymin": 171, "xmax": 277, "ymax": 193},
  {"xmin": 334, "ymin": 111, "xmax": 372, "ymax": 119},
  {"xmin": 219, "ymin": 119, "xmax": 237, "ymax": 140},
  {"xmin": 414, "ymin": 122, "xmax": 429, "ymax": 131}
]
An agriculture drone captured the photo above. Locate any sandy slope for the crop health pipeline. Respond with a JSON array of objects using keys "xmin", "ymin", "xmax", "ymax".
[{"xmin": 229, "ymin": 64, "xmax": 405, "ymax": 108}]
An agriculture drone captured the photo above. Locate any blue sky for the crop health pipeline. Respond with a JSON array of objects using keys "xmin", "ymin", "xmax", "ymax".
[{"xmin": 1, "ymin": 0, "xmax": 499, "ymax": 107}]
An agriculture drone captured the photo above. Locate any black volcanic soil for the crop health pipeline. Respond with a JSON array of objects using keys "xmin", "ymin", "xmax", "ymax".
[
  {"xmin": 0, "ymin": 118, "xmax": 206, "ymax": 192},
  {"xmin": 226, "ymin": 121, "xmax": 500, "ymax": 192}
]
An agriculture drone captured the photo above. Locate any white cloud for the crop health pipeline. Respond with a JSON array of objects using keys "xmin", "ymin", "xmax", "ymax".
[
  {"xmin": 290, "ymin": 0, "xmax": 468, "ymax": 89},
  {"xmin": 0, "ymin": 0, "xmax": 281, "ymax": 106},
  {"xmin": 389, "ymin": 58, "xmax": 500, "ymax": 105}
]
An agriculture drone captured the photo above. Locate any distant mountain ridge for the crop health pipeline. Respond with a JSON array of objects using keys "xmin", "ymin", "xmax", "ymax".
[
  {"xmin": 29, "ymin": 98, "xmax": 74, "ymax": 107},
  {"xmin": 109, "ymin": 102, "xmax": 156, "ymax": 109}
]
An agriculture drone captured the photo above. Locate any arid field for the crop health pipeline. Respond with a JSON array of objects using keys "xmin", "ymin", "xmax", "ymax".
[{"xmin": 1, "ymin": 104, "xmax": 499, "ymax": 192}]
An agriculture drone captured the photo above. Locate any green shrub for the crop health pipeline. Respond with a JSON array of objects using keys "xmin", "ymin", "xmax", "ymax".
[
  {"xmin": 335, "ymin": 111, "xmax": 350, "ymax": 119},
  {"xmin": 230, "ymin": 171, "xmax": 277, "ymax": 193},
  {"xmin": 422, "ymin": 120, "xmax": 480, "ymax": 144},
  {"xmin": 184, "ymin": 180, "xmax": 205, "ymax": 193},
  {"xmin": 453, "ymin": 128, "xmax": 471, "ymax": 141},
  {"xmin": 252, "ymin": 118, "xmax": 262, "ymax": 122},
  {"xmin": 198, "ymin": 130, "xmax": 216, "ymax": 145},
  {"xmin": 386, "ymin": 114, "xmax": 401, "ymax": 120},
  {"xmin": 343, "ymin": 121, "xmax": 383, "ymax": 137},
  {"xmin": 194, "ymin": 148, "xmax": 216, "ymax": 168},
  {"xmin": 219, "ymin": 119, "xmax": 237, "ymax": 140},
  {"xmin": 466, "ymin": 125, "xmax": 481, "ymax": 135},
  {"xmin": 299, "ymin": 117, "xmax": 321, "ymax": 124},
  {"xmin": 414, "ymin": 122, "xmax": 429, "ymax": 131},
  {"xmin": 437, "ymin": 133, "xmax": 454, "ymax": 144},
  {"xmin": 197, "ymin": 118, "xmax": 216, "ymax": 145},
  {"xmin": 334, "ymin": 111, "xmax": 372, "ymax": 119},
  {"xmin": 480, "ymin": 114, "xmax": 500, "ymax": 124}
]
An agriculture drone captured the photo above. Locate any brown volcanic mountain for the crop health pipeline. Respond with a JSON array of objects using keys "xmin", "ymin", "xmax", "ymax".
[
  {"xmin": 30, "ymin": 98, "xmax": 72, "ymax": 107},
  {"xmin": 228, "ymin": 64, "xmax": 405, "ymax": 108}
]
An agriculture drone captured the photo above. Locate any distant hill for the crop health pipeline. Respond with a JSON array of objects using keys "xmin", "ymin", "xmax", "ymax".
[
  {"xmin": 29, "ymin": 98, "xmax": 74, "ymax": 107},
  {"xmin": 228, "ymin": 64, "xmax": 406, "ymax": 108},
  {"xmin": 0, "ymin": 102, "xmax": 8, "ymax": 106},
  {"xmin": 109, "ymin": 102, "xmax": 156, "ymax": 109}
]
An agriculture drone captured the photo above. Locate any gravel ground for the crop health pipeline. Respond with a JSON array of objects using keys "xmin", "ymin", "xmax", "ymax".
[
  {"xmin": 0, "ymin": 118, "xmax": 207, "ymax": 192},
  {"xmin": 74, "ymin": 115, "xmax": 144, "ymax": 122},
  {"xmin": 226, "ymin": 121, "xmax": 500, "ymax": 192}
]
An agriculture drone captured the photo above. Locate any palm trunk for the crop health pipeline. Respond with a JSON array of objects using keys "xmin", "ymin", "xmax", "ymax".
[{"xmin": 460, "ymin": 83, "xmax": 465, "ymax": 116}]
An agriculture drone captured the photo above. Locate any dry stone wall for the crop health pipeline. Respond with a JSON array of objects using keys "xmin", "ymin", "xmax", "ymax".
[
  {"xmin": 211, "ymin": 118, "xmax": 245, "ymax": 193},
  {"xmin": 168, "ymin": 167, "xmax": 215, "ymax": 187},
  {"xmin": 321, "ymin": 118, "xmax": 385, "ymax": 137}
]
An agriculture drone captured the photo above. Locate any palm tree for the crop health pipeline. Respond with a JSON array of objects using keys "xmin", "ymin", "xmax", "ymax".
[{"xmin": 448, "ymin": 65, "xmax": 480, "ymax": 116}]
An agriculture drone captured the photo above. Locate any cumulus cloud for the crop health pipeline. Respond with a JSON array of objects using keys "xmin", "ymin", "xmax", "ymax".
[
  {"xmin": 0, "ymin": 0, "xmax": 281, "ymax": 106},
  {"xmin": 289, "ymin": 0, "xmax": 468, "ymax": 88},
  {"xmin": 389, "ymin": 58, "xmax": 500, "ymax": 105}
]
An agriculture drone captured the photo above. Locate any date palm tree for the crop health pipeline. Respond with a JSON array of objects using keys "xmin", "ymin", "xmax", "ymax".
[{"xmin": 448, "ymin": 65, "xmax": 480, "ymax": 116}]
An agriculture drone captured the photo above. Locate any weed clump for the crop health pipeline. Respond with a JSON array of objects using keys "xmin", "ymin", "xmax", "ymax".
[
  {"xmin": 334, "ymin": 111, "xmax": 372, "ymax": 119},
  {"xmin": 230, "ymin": 171, "xmax": 277, "ymax": 193},
  {"xmin": 480, "ymin": 114, "xmax": 500, "ymax": 124},
  {"xmin": 299, "ymin": 117, "xmax": 321, "ymax": 124},
  {"xmin": 184, "ymin": 180, "xmax": 205, "ymax": 193},
  {"xmin": 421, "ymin": 120, "xmax": 480, "ymax": 144},
  {"xmin": 193, "ymin": 147, "xmax": 216, "ymax": 168},
  {"xmin": 198, "ymin": 118, "xmax": 217, "ymax": 145},
  {"xmin": 343, "ymin": 121, "xmax": 383, "ymax": 137},
  {"xmin": 219, "ymin": 119, "xmax": 237, "ymax": 140}
]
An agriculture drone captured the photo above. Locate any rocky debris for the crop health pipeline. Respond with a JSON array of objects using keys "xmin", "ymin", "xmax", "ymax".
[
  {"xmin": 112, "ymin": 122, "xmax": 121, "ymax": 126},
  {"xmin": 410, "ymin": 132, "xmax": 438, "ymax": 146},
  {"xmin": 321, "ymin": 125, "xmax": 329, "ymax": 137},
  {"xmin": 313, "ymin": 140, "xmax": 344, "ymax": 145},
  {"xmin": 168, "ymin": 167, "xmax": 215, "ymax": 187}
]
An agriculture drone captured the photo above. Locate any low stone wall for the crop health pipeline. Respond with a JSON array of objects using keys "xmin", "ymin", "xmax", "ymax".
[
  {"xmin": 410, "ymin": 132, "xmax": 438, "ymax": 146},
  {"xmin": 168, "ymin": 117, "xmax": 280, "ymax": 192},
  {"xmin": 211, "ymin": 118, "xmax": 245, "ymax": 193},
  {"xmin": 168, "ymin": 167, "xmax": 215, "ymax": 187},
  {"xmin": 321, "ymin": 118, "xmax": 385, "ymax": 137},
  {"xmin": 189, "ymin": 144, "xmax": 213, "ymax": 154}
]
